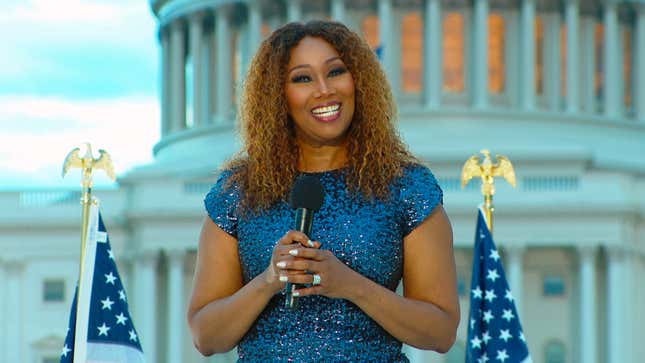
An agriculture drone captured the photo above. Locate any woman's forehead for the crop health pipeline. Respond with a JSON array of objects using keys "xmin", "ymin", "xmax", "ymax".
[{"xmin": 287, "ymin": 37, "xmax": 341, "ymax": 67}]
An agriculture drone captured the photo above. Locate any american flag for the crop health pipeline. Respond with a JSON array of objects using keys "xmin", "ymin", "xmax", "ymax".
[
  {"xmin": 465, "ymin": 210, "xmax": 532, "ymax": 363},
  {"xmin": 60, "ymin": 202, "xmax": 145, "ymax": 363}
]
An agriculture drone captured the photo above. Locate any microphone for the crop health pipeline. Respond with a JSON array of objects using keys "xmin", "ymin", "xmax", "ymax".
[{"xmin": 285, "ymin": 174, "xmax": 325, "ymax": 309}]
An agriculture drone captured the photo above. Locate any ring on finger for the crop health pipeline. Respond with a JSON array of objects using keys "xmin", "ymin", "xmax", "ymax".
[{"xmin": 312, "ymin": 274, "xmax": 321, "ymax": 286}]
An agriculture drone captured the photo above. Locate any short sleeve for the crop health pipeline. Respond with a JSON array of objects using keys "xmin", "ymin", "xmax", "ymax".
[
  {"xmin": 204, "ymin": 169, "xmax": 239, "ymax": 238},
  {"xmin": 398, "ymin": 164, "xmax": 444, "ymax": 237}
]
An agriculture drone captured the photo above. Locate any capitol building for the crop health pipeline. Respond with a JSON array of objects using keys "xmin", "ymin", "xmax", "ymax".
[{"xmin": 1, "ymin": 0, "xmax": 644, "ymax": 362}]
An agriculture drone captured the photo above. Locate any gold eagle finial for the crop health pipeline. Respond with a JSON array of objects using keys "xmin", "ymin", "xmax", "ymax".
[
  {"xmin": 461, "ymin": 149, "xmax": 516, "ymax": 233},
  {"xmin": 461, "ymin": 149, "xmax": 516, "ymax": 192},
  {"xmin": 62, "ymin": 143, "xmax": 116, "ymax": 187}
]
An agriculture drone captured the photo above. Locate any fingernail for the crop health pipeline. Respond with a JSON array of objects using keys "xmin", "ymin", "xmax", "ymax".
[
  {"xmin": 279, "ymin": 275, "xmax": 288, "ymax": 282},
  {"xmin": 307, "ymin": 240, "xmax": 315, "ymax": 248},
  {"xmin": 289, "ymin": 249, "xmax": 298, "ymax": 256},
  {"xmin": 292, "ymin": 291, "xmax": 300, "ymax": 297},
  {"xmin": 276, "ymin": 261, "xmax": 286, "ymax": 268}
]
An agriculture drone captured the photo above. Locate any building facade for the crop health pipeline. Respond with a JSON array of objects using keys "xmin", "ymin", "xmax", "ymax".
[{"xmin": 1, "ymin": 0, "xmax": 644, "ymax": 362}]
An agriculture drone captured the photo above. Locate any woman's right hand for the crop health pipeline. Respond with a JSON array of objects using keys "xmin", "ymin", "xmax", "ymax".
[{"xmin": 262, "ymin": 230, "xmax": 320, "ymax": 293}]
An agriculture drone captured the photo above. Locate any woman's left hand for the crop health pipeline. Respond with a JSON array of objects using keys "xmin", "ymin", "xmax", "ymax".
[{"xmin": 275, "ymin": 244, "xmax": 360, "ymax": 300}]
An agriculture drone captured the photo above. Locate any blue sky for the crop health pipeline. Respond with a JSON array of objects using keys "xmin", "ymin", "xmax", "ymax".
[{"xmin": 0, "ymin": 0, "xmax": 160, "ymax": 189}]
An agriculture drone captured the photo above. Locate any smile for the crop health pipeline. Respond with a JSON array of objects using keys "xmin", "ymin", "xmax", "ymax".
[{"xmin": 311, "ymin": 103, "xmax": 341, "ymax": 122}]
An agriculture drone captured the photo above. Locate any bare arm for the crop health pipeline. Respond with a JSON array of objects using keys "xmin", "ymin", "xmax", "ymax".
[
  {"xmin": 284, "ymin": 205, "xmax": 460, "ymax": 352},
  {"xmin": 348, "ymin": 205, "xmax": 460, "ymax": 351},
  {"xmin": 186, "ymin": 219, "xmax": 315, "ymax": 355}
]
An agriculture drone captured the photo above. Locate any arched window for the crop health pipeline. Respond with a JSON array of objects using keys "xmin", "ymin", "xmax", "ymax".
[
  {"xmin": 544, "ymin": 339, "xmax": 566, "ymax": 363},
  {"xmin": 401, "ymin": 12, "xmax": 422, "ymax": 94},
  {"xmin": 488, "ymin": 13, "xmax": 505, "ymax": 94},
  {"xmin": 442, "ymin": 12, "xmax": 464, "ymax": 93}
]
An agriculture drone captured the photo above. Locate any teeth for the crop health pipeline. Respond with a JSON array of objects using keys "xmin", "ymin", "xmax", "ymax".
[
  {"xmin": 316, "ymin": 110, "xmax": 338, "ymax": 118},
  {"xmin": 312, "ymin": 104, "xmax": 340, "ymax": 114}
]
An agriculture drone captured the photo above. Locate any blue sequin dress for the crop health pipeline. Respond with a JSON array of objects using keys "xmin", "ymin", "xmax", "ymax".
[{"xmin": 204, "ymin": 163, "xmax": 443, "ymax": 362}]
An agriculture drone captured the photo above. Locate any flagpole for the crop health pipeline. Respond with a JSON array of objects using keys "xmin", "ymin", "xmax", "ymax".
[
  {"xmin": 460, "ymin": 149, "xmax": 517, "ymax": 235},
  {"xmin": 62, "ymin": 143, "xmax": 115, "ymax": 360}
]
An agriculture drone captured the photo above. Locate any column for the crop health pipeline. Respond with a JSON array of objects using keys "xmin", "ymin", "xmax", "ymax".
[
  {"xmin": 160, "ymin": 29, "xmax": 170, "ymax": 136},
  {"xmin": 166, "ymin": 250, "xmax": 184, "ymax": 363},
  {"xmin": 603, "ymin": 2, "xmax": 621, "ymax": 118},
  {"xmin": 423, "ymin": 0, "xmax": 441, "ymax": 109},
  {"xmin": 635, "ymin": 4, "xmax": 645, "ymax": 121},
  {"xmin": 135, "ymin": 251, "xmax": 158, "ymax": 363},
  {"xmin": 565, "ymin": 0, "xmax": 580, "ymax": 113},
  {"xmin": 169, "ymin": 19, "xmax": 186, "ymax": 132},
  {"xmin": 189, "ymin": 13, "xmax": 205, "ymax": 127},
  {"xmin": 581, "ymin": 16, "xmax": 596, "ymax": 113},
  {"xmin": 330, "ymin": 0, "xmax": 345, "ymax": 24},
  {"xmin": 248, "ymin": 0, "xmax": 262, "ymax": 54},
  {"xmin": 519, "ymin": 0, "xmax": 535, "ymax": 111},
  {"xmin": 506, "ymin": 245, "xmax": 525, "ymax": 314},
  {"xmin": 472, "ymin": 0, "xmax": 489, "ymax": 109},
  {"xmin": 378, "ymin": 0, "xmax": 396, "ymax": 93},
  {"xmin": 5, "ymin": 260, "xmax": 23, "ymax": 363},
  {"xmin": 544, "ymin": 12, "xmax": 561, "ymax": 111},
  {"xmin": 606, "ymin": 246, "xmax": 625, "ymax": 363},
  {"xmin": 216, "ymin": 6, "xmax": 232, "ymax": 124},
  {"xmin": 578, "ymin": 245, "xmax": 597, "ymax": 363},
  {"xmin": 287, "ymin": 0, "xmax": 302, "ymax": 23}
]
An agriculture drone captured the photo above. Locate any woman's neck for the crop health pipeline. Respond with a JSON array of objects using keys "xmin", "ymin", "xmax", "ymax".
[{"xmin": 297, "ymin": 140, "xmax": 348, "ymax": 172}]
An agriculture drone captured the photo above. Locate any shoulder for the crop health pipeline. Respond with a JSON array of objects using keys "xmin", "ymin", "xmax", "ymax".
[
  {"xmin": 395, "ymin": 162, "xmax": 441, "ymax": 189},
  {"xmin": 204, "ymin": 168, "xmax": 242, "ymax": 222},
  {"xmin": 394, "ymin": 163, "xmax": 444, "ymax": 236}
]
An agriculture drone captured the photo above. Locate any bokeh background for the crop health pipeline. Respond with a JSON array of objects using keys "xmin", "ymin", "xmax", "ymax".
[{"xmin": 1, "ymin": 0, "xmax": 644, "ymax": 363}]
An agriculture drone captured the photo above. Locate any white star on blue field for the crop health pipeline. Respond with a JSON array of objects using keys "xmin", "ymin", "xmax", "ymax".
[{"xmin": 0, "ymin": 0, "xmax": 160, "ymax": 189}]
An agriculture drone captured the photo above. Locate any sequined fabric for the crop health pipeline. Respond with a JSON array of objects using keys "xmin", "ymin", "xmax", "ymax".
[{"xmin": 204, "ymin": 164, "xmax": 443, "ymax": 362}]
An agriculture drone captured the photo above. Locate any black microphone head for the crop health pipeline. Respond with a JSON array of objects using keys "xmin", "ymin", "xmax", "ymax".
[{"xmin": 289, "ymin": 175, "xmax": 325, "ymax": 210}]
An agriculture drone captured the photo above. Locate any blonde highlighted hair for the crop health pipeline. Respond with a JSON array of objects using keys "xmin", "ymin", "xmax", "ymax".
[{"xmin": 225, "ymin": 20, "xmax": 416, "ymax": 211}]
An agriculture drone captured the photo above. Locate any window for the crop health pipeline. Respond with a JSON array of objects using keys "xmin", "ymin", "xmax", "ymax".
[
  {"xmin": 622, "ymin": 26, "xmax": 633, "ymax": 109},
  {"xmin": 560, "ymin": 23, "xmax": 567, "ymax": 97},
  {"xmin": 535, "ymin": 17, "xmax": 544, "ymax": 95},
  {"xmin": 542, "ymin": 275, "xmax": 565, "ymax": 297},
  {"xmin": 594, "ymin": 23, "xmax": 604, "ymax": 104},
  {"xmin": 361, "ymin": 15, "xmax": 380, "ymax": 52},
  {"xmin": 488, "ymin": 13, "xmax": 505, "ymax": 94},
  {"xmin": 544, "ymin": 340, "xmax": 566, "ymax": 363},
  {"xmin": 442, "ymin": 13, "xmax": 464, "ymax": 93},
  {"xmin": 400, "ymin": 12, "xmax": 422, "ymax": 94},
  {"xmin": 43, "ymin": 279, "xmax": 65, "ymax": 302}
]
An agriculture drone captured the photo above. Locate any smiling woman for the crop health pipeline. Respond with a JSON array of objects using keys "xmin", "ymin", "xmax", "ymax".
[
  {"xmin": 186, "ymin": 20, "xmax": 459, "ymax": 362},
  {"xmin": 285, "ymin": 36, "xmax": 356, "ymax": 152}
]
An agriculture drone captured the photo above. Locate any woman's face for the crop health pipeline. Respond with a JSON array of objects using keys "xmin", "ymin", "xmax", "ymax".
[{"xmin": 285, "ymin": 36, "xmax": 355, "ymax": 147}]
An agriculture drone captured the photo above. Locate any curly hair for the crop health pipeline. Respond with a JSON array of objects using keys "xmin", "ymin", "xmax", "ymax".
[{"xmin": 225, "ymin": 20, "xmax": 417, "ymax": 211}]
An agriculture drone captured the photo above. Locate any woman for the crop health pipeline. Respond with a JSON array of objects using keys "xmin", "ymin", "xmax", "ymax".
[{"xmin": 187, "ymin": 20, "xmax": 459, "ymax": 362}]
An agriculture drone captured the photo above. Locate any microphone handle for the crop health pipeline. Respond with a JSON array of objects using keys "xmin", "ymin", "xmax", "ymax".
[{"xmin": 285, "ymin": 208, "xmax": 314, "ymax": 309}]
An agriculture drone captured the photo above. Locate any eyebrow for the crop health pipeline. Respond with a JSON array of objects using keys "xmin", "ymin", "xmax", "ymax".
[{"xmin": 287, "ymin": 56, "xmax": 342, "ymax": 74}]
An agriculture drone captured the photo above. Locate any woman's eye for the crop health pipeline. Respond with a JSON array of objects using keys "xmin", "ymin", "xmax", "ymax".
[
  {"xmin": 328, "ymin": 67, "xmax": 347, "ymax": 77},
  {"xmin": 291, "ymin": 74, "xmax": 311, "ymax": 83}
]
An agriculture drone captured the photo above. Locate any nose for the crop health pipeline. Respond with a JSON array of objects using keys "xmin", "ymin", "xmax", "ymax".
[{"xmin": 314, "ymin": 79, "xmax": 335, "ymax": 98}]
